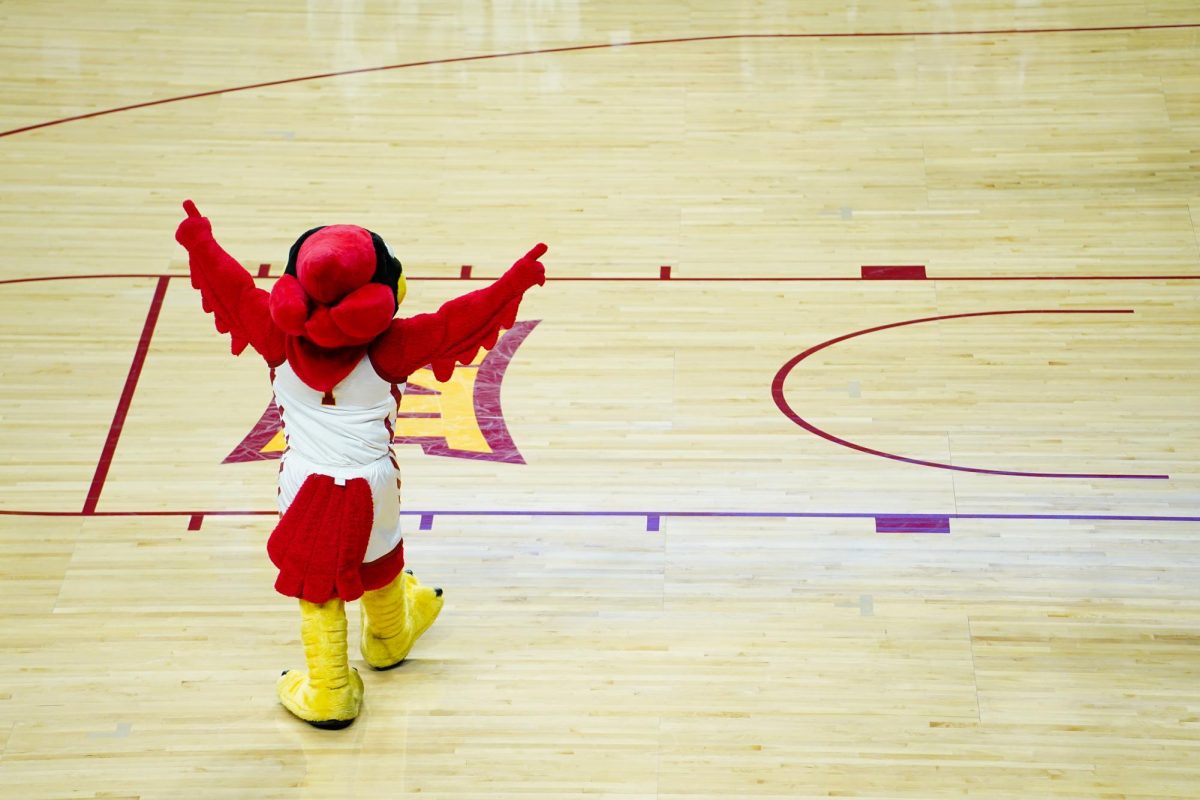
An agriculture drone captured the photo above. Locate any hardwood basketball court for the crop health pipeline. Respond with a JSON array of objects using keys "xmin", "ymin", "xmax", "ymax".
[{"xmin": 1, "ymin": 2, "xmax": 1198, "ymax": 797}]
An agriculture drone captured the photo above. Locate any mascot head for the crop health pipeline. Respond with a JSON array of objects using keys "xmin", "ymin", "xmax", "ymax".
[{"xmin": 269, "ymin": 225, "xmax": 407, "ymax": 348}]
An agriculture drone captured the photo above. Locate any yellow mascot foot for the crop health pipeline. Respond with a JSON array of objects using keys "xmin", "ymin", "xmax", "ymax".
[
  {"xmin": 360, "ymin": 569, "xmax": 444, "ymax": 670},
  {"xmin": 278, "ymin": 597, "xmax": 364, "ymax": 729},
  {"xmin": 277, "ymin": 667, "xmax": 364, "ymax": 730}
]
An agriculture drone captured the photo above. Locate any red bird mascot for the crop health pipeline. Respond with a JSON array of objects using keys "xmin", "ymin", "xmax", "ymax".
[{"xmin": 175, "ymin": 200, "xmax": 546, "ymax": 729}]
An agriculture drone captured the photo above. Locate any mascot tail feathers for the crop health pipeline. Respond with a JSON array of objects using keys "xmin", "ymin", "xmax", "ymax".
[{"xmin": 268, "ymin": 475, "xmax": 374, "ymax": 604}]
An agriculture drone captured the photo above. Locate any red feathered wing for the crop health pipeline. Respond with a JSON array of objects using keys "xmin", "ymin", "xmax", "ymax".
[
  {"xmin": 176, "ymin": 200, "xmax": 286, "ymax": 365},
  {"xmin": 369, "ymin": 244, "xmax": 547, "ymax": 383}
]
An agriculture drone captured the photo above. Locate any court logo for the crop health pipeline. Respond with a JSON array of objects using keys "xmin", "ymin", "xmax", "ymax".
[{"xmin": 224, "ymin": 320, "xmax": 539, "ymax": 465}]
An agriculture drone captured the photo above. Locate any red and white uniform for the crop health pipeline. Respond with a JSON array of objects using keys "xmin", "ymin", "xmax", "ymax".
[
  {"xmin": 175, "ymin": 200, "xmax": 545, "ymax": 603},
  {"xmin": 274, "ymin": 356, "xmax": 404, "ymax": 564}
]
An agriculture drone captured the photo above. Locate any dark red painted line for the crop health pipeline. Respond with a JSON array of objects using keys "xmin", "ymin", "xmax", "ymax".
[
  {"xmin": 862, "ymin": 265, "xmax": 927, "ymax": 280},
  {"xmin": 0, "ymin": 510, "xmax": 278, "ymax": 518},
  {"xmin": 3, "ymin": 23, "xmax": 1198, "ymax": 139},
  {"xmin": 0, "ymin": 274, "xmax": 177, "ymax": 286},
  {"xmin": 931, "ymin": 275, "xmax": 1200, "ymax": 282},
  {"xmin": 875, "ymin": 515, "xmax": 950, "ymax": 534},
  {"xmin": 460, "ymin": 265, "xmax": 473, "ymax": 279},
  {"xmin": 615, "ymin": 275, "xmax": 1200, "ymax": 282},
  {"xmin": 771, "ymin": 308, "xmax": 1170, "ymax": 480},
  {"xmin": 3, "ymin": 273, "xmax": 1200, "ymax": 287},
  {"xmin": 187, "ymin": 514, "xmax": 204, "ymax": 531},
  {"xmin": 82, "ymin": 277, "xmax": 170, "ymax": 514},
  {"xmin": 257, "ymin": 263, "xmax": 271, "ymax": 278},
  {"xmin": 263, "ymin": 274, "xmax": 1200, "ymax": 283},
  {"xmin": 660, "ymin": 266, "xmax": 672, "ymax": 280}
]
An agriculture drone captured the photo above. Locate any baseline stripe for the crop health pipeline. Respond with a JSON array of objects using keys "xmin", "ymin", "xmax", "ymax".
[{"xmin": 2, "ymin": 508, "xmax": 1197, "ymax": 524}]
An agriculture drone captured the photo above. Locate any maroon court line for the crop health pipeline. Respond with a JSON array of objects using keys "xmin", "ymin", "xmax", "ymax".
[
  {"xmin": 0, "ymin": 274, "xmax": 178, "ymax": 286},
  {"xmin": 862, "ymin": 265, "xmax": 928, "ymax": 280},
  {"xmin": 2, "ymin": 22, "xmax": 1198, "ymax": 139},
  {"xmin": 2, "ymin": 272, "xmax": 1200, "ymax": 288},
  {"xmin": 81, "ymin": 276, "xmax": 170, "ymax": 514},
  {"xmin": 910, "ymin": 275, "xmax": 1200, "ymax": 282},
  {"xmin": 771, "ymin": 308, "xmax": 1170, "ymax": 480},
  {"xmin": 2, "ymin": 282, "xmax": 1182, "ymax": 517}
]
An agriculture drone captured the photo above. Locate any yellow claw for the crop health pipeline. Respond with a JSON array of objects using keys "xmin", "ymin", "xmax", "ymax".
[
  {"xmin": 360, "ymin": 570, "xmax": 444, "ymax": 670},
  {"xmin": 277, "ymin": 598, "xmax": 363, "ymax": 729}
]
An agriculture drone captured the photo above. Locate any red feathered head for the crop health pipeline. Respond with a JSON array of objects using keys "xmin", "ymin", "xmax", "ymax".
[{"xmin": 269, "ymin": 225, "xmax": 405, "ymax": 348}]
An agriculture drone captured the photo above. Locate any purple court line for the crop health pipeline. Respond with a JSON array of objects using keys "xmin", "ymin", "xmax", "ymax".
[
  {"xmin": 876, "ymin": 515, "xmax": 951, "ymax": 534},
  {"xmin": 401, "ymin": 510, "xmax": 1200, "ymax": 523},
  {"xmin": 772, "ymin": 309, "xmax": 1171, "ymax": 481},
  {"xmin": 1, "ymin": 508, "xmax": 1197, "ymax": 524},
  {"xmin": 3, "ymin": 273, "xmax": 1200, "ymax": 289},
  {"xmin": 2, "ymin": 23, "xmax": 1198, "ymax": 139},
  {"xmin": 82, "ymin": 276, "xmax": 170, "ymax": 514}
]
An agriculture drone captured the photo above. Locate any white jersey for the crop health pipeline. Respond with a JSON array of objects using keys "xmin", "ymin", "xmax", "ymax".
[{"xmin": 272, "ymin": 355, "xmax": 405, "ymax": 562}]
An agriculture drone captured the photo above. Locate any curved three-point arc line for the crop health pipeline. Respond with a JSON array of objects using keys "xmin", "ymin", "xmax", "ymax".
[
  {"xmin": 2, "ymin": 22, "xmax": 1199, "ymax": 139},
  {"xmin": 771, "ymin": 309, "xmax": 1169, "ymax": 480}
]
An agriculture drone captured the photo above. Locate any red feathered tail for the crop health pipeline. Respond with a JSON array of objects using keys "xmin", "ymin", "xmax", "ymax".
[{"xmin": 267, "ymin": 475, "xmax": 404, "ymax": 603}]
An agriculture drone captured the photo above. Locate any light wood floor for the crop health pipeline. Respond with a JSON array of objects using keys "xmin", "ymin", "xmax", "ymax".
[{"xmin": 1, "ymin": 2, "xmax": 1198, "ymax": 798}]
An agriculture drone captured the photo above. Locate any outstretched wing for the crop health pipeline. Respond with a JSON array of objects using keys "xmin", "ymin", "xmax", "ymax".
[
  {"xmin": 369, "ymin": 244, "xmax": 546, "ymax": 382},
  {"xmin": 176, "ymin": 200, "xmax": 285, "ymax": 365}
]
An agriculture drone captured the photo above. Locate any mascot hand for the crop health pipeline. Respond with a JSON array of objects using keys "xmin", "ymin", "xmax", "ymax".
[
  {"xmin": 175, "ymin": 199, "xmax": 213, "ymax": 249},
  {"xmin": 510, "ymin": 243, "xmax": 548, "ymax": 288}
]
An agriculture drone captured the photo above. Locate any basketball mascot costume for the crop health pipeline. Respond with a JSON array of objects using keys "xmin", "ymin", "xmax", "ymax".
[{"xmin": 174, "ymin": 200, "xmax": 546, "ymax": 729}]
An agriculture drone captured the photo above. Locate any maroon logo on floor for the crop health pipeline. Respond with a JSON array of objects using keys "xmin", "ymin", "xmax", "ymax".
[{"xmin": 224, "ymin": 320, "xmax": 540, "ymax": 465}]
